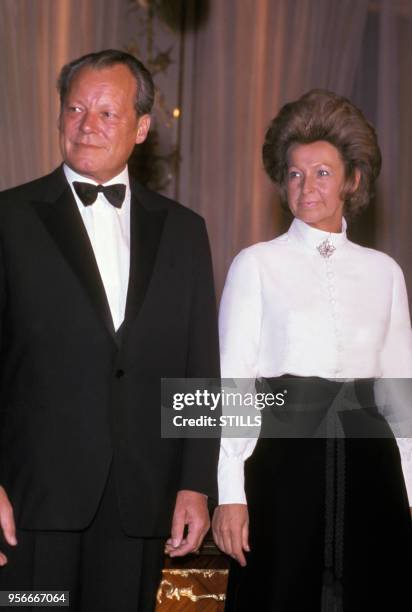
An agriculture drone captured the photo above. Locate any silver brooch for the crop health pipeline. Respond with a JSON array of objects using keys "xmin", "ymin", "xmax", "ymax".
[{"xmin": 317, "ymin": 238, "xmax": 336, "ymax": 258}]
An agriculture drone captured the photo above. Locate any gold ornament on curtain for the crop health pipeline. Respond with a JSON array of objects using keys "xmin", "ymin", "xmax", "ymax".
[{"xmin": 126, "ymin": 0, "xmax": 183, "ymax": 194}]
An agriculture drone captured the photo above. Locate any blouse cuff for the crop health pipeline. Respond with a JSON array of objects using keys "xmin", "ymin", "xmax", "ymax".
[
  {"xmin": 396, "ymin": 438, "xmax": 412, "ymax": 506},
  {"xmin": 218, "ymin": 455, "xmax": 247, "ymax": 505}
]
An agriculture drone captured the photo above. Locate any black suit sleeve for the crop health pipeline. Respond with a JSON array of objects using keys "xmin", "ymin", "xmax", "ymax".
[
  {"xmin": 178, "ymin": 217, "xmax": 221, "ymax": 501},
  {"xmin": 0, "ymin": 230, "xmax": 6, "ymax": 484}
]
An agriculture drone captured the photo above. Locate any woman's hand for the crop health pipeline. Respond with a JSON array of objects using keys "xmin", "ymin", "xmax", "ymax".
[{"xmin": 212, "ymin": 504, "xmax": 249, "ymax": 566}]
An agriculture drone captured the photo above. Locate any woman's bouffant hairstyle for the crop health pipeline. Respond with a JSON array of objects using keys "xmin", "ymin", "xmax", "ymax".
[{"xmin": 262, "ymin": 89, "xmax": 382, "ymax": 217}]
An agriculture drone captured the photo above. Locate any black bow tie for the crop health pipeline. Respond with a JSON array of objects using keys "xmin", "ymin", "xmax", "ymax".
[{"xmin": 73, "ymin": 181, "xmax": 126, "ymax": 208}]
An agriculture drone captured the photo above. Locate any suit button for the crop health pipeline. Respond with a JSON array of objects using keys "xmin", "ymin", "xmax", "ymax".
[{"xmin": 116, "ymin": 369, "xmax": 125, "ymax": 378}]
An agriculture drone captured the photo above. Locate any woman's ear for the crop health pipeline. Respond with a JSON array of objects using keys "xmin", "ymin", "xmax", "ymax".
[{"xmin": 351, "ymin": 168, "xmax": 361, "ymax": 193}]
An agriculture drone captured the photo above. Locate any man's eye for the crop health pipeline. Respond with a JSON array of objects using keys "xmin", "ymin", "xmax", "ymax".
[
  {"xmin": 67, "ymin": 106, "xmax": 82, "ymax": 113},
  {"xmin": 102, "ymin": 111, "xmax": 114, "ymax": 118}
]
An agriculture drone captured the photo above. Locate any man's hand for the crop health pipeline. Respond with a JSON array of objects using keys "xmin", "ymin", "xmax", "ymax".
[
  {"xmin": 0, "ymin": 486, "xmax": 17, "ymax": 566},
  {"xmin": 165, "ymin": 490, "xmax": 209, "ymax": 557},
  {"xmin": 212, "ymin": 504, "xmax": 249, "ymax": 567}
]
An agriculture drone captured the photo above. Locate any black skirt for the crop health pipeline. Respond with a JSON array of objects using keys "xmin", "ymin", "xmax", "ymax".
[{"xmin": 225, "ymin": 377, "xmax": 412, "ymax": 612}]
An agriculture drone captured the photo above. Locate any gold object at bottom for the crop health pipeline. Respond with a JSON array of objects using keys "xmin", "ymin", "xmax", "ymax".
[{"xmin": 156, "ymin": 568, "xmax": 228, "ymax": 605}]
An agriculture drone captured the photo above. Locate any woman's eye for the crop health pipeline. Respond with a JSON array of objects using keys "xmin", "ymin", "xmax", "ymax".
[
  {"xmin": 288, "ymin": 170, "xmax": 301, "ymax": 180},
  {"xmin": 318, "ymin": 169, "xmax": 329, "ymax": 177}
]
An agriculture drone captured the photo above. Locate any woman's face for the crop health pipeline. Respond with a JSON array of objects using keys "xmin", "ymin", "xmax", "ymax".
[{"xmin": 286, "ymin": 140, "xmax": 353, "ymax": 233}]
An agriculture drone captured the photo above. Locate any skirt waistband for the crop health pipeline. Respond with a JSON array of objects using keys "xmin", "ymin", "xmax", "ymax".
[
  {"xmin": 257, "ymin": 375, "xmax": 376, "ymax": 409},
  {"xmin": 255, "ymin": 375, "xmax": 391, "ymax": 439}
]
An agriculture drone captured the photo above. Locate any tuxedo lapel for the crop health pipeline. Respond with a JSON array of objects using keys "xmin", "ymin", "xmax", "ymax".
[
  {"xmin": 31, "ymin": 178, "xmax": 117, "ymax": 343},
  {"xmin": 30, "ymin": 168, "xmax": 167, "ymax": 343},
  {"xmin": 121, "ymin": 189, "xmax": 167, "ymax": 333}
]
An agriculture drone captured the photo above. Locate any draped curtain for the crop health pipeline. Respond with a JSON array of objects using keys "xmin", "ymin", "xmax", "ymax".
[
  {"xmin": 0, "ymin": 0, "xmax": 124, "ymax": 189},
  {"xmin": 1, "ymin": 0, "xmax": 412, "ymax": 299},
  {"xmin": 375, "ymin": 0, "xmax": 412, "ymax": 292},
  {"xmin": 179, "ymin": 0, "xmax": 370, "ymax": 295}
]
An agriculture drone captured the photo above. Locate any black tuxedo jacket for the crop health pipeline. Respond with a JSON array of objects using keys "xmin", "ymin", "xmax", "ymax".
[{"xmin": 0, "ymin": 166, "xmax": 220, "ymax": 537}]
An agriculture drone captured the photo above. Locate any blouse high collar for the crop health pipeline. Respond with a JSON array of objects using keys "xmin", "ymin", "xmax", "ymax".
[{"xmin": 288, "ymin": 217, "xmax": 348, "ymax": 252}]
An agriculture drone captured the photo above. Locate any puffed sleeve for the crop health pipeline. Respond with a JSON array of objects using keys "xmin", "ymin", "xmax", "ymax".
[
  {"xmin": 218, "ymin": 248, "xmax": 262, "ymax": 504},
  {"xmin": 380, "ymin": 261, "xmax": 412, "ymax": 376},
  {"xmin": 376, "ymin": 260, "xmax": 412, "ymax": 505}
]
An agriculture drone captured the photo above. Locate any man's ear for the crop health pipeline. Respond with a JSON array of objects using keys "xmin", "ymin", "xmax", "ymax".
[{"xmin": 135, "ymin": 114, "xmax": 151, "ymax": 144}]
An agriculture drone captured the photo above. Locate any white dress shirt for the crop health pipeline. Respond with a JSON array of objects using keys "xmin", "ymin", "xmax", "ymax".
[
  {"xmin": 64, "ymin": 164, "xmax": 130, "ymax": 331},
  {"xmin": 218, "ymin": 217, "xmax": 412, "ymax": 505}
]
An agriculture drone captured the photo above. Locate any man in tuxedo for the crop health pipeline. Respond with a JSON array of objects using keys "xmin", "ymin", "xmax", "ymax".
[{"xmin": 0, "ymin": 49, "xmax": 219, "ymax": 611}]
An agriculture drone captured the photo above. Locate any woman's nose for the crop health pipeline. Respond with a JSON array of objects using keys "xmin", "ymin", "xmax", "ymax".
[{"xmin": 302, "ymin": 174, "xmax": 316, "ymax": 193}]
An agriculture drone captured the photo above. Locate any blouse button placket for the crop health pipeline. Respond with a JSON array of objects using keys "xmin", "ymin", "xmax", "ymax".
[{"xmin": 323, "ymin": 256, "xmax": 342, "ymax": 376}]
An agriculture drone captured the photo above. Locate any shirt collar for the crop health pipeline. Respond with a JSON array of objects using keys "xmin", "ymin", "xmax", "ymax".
[
  {"xmin": 63, "ymin": 164, "xmax": 130, "ymax": 210},
  {"xmin": 63, "ymin": 163, "xmax": 130, "ymax": 188},
  {"xmin": 287, "ymin": 217, "xmax": 348, "ymax": 252}
]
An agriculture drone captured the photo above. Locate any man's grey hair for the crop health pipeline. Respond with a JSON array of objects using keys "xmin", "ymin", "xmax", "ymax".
[{"xmin": 57, "ymin": 49, "xmax": 155, "ymax": 116}]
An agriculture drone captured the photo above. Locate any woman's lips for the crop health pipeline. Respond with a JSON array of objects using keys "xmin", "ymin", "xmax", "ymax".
[{"xmin": 299, "ymin": 201, "xmax": 318, "ymax": 208}]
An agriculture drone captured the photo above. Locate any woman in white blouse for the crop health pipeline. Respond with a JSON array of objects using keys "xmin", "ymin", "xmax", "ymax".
[{"xmin": 213, "ymin": 90, "xmax": 412, "ymax": 611}]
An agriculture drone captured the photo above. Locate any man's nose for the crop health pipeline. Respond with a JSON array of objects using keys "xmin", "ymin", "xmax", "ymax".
[{"xmin": 79, "ymin": 111, "xmax": 98, "ymax": 133}]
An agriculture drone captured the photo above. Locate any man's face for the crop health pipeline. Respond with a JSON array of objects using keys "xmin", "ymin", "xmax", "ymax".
[{"xmin": 59, "ymin": 64, "xmax": 150, "ymax": 183}]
